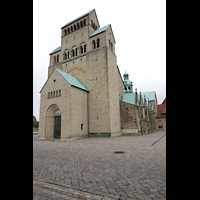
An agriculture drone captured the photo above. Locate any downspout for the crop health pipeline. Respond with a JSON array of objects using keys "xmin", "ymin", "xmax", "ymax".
[{"xmin": 87, "ymin": 91, "xmax": 89, "ymax": 137}]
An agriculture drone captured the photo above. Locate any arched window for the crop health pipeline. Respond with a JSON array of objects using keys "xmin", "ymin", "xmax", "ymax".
[
  {"xmin": 67, "ymin": 27, "xmax": 70, "ymax": 34},
  {"xmin": 73, "ymin": 24, "xmax": 76, "ymax": 31},
  {"xmin": 72, "ymin": 49, "xmax": 74, "ymax": 57},
  {"xmin": 77, "ymin": 23, "xmax": 79, "ymax": 29},
  {"xmin": 51, "ymin": 92, "xmax": 53, "ymax": 98},
  {"xmin": 97, "ymin": 38, "xmax": 100, "ymax": 48},
  {"xmin": 83, "ymin": 19, "xmax": 86, "ymax": 26},
  {"xmin": 64, "ymin": 52, "xmax": 67, "ymax": 60},
  {"xmin": 91, "ymin": 20, "xmax": 93, "ymax": 26},
  {"xmin": 92, "ymin": 40, "xmax": 96, "ymax": 49},
  {"xmin": 53, "ymin": 91, "xmax": 55, "ymax": 97},
  {"xmin": 109, "ymin": 40, "xmax": 111, "ymax": 49},
  {"xmin": 54, "ymin": 56, "xmax": 56, "ymax": 64},
  {"xmin": 71, "ymin": 26, "xmax": 73, "ymax": 32},
  {"xmin": 80, "ymin": 21, "xmax": 83, "ymax": 28},
  {"xmin": 67, "ymin": 51, "xmax": 69, "ymax": 59},
  {"xmin": 57, "ymin": 55, "xmax": 59, "ymax": 63},
  {"xmin": 64, "ymin": 29, "xmax": 67, "ymax": 36},
  {"xmin": 92, "ymin": 23, "xmax": 95, "ymax": 29},
  {"xmin": 56, "ymin": 90, "xmax": 58, "ymax": 97},
  {"xmin": 80, "ymin": 46, "xmax": 83, "ymax": 54},
  {"xmin": 84, "ymin": 44, "xmax": 86, "ymax": 52},
  {"xmin": 75, "ymin": 48, "xmax": 77, "ymax": 56},
  {"xmin": 48, "ymin": 92, "xmax": 50, "ymax": 99}
]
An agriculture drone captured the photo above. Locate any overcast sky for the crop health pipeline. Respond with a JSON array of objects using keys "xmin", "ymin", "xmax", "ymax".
[{"xmin": 33, "ymin": 0, "xmax": 166, "ymax": 121}]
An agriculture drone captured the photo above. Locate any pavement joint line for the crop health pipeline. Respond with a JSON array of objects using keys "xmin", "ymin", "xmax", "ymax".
[
  {"xmin": 33, "ymin": 179, "xmax": 106, "ymax": 199},
  {"xmin": 151, "ymin": 134, "xmax": 166, "ymax": 146},
  {"xmin": 33, "ymin": 179, "xmax": 141, "ymax": 200}
]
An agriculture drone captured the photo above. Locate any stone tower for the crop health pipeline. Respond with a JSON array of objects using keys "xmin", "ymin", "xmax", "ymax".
[
  {"xmin": 123, "ymin": 71, "xmax": 133, "ymax": 93},
  {"xmin": 39, "ymin": 9, "xmax": 125, "ymax": 139}
]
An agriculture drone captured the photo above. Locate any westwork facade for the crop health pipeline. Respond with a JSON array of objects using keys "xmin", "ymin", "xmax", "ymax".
[{"xmin": 39, "ymin": 9, "xmax": 157, "ymax": 139}]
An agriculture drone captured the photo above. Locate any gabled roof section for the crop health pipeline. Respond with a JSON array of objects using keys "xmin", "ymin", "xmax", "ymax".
[
  {"xmin": 157, "ymin": 103, "xmax": 166, "ymax": 118},
  {"xmin": 141, "ymin": 91, "xmax": 156, "ymax": 101},
  {"xmin": 89, "ymin": 24, "xmax": 110, "ymax": 38},
  {"xmin": 49, "ymin": 46, "xmax": 61, "ymax": 55},
  {"xmin": 161, "ymin": 98, "xmax": 166, "ymax": 105},
  {"xmin": 121, "ymin": 93, "xmax": 136, "ymax": 105},
  {"xmin": 61, "ymin": 9, "xmax": 94, "ymax": 29},
  {"xmin": 55, "ymin": 68, "xmax": 89, "ymax": 92}
]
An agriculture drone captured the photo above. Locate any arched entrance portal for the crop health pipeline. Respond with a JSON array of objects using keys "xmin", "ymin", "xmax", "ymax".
[{"xmin": 45, "ymin": 104, "xmax": 61, "ymax": 139}]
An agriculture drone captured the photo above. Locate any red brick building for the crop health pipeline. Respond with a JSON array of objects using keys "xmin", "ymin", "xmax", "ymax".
[
  {"xmin": 156, "ymin": 98, "xmax": 166, "ymax": 131},
  {"xmin": 33, "ymin": 116, "xmax": 37, "ymax": 122}
]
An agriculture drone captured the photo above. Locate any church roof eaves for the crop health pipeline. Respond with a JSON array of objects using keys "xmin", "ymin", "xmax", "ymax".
[
  {"xmin": 49, "ymin": 46, "xmax": 61, "ymax": 55},
  {"xmin": 89, "ymin": 24, "xmax": 110, "ymax": 38},
  {"xmin": 61, "ymin": 9, "xmax": 94, "ymax": 29},
  {"xmin": 55, "ymin": 68, "xmax": 89, "ymax": 92}
]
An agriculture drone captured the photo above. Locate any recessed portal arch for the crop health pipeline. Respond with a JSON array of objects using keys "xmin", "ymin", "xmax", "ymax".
[{"xmin": 45, "ymin": 104, "xmax": 61, "ymax": 139}]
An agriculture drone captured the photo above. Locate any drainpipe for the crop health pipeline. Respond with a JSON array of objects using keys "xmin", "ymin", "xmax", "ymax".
[{"xmin": 87, "ymin": 92, "xmax": 89, "ymax": 137}]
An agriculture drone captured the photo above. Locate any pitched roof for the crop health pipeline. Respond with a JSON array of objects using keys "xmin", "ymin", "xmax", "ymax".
[
  {"xmin": 157, "ymin": 103, "xmax": 166, "ymax": 118},
  {"xmin": 161, "ymin": 98, "xmax": 166, "ymax": 105},
  {"xmin": 55, "ymin": 68, "xmax": 89, "ymax": 92},
  {"xmin": 61, "ymin": 9, "xmax": 94, "ymax": 29},
  {"xmin": 49, "ymin": 46, "xmax": 61, "ymax": 55},
  {"xmin": 89, "ymin": 24, "xmax": 110, "ymax": 38},
  {"xmin": 141, "ymin": 91, "xmax": 156, "ymax": 101},
  {"xmin": 121, "ymin": 93, "xmax": 136, "ymax": 105}
]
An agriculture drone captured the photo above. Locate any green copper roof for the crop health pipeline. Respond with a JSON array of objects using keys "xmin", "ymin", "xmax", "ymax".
[
  {"xmin": 121, "ymin": 93, "xmax": 136, "ymax": 105},
  {"xmin": 89, "ymin": 24, "xmax": 110, "ymax": 38},
  {"xmin": 61, "ymin": 9, "xmax": 94, "ymax": 29},
  {"xmin": 49, "ymin": 46, "xmax": 61, "ymax": 55},
  {"xmin": 141, "ymin": 91, "xmax": 156, "ymax": 101},
  {"xmin": 55, "ymin": 68, "xmax": 89, "ymax": 92}
]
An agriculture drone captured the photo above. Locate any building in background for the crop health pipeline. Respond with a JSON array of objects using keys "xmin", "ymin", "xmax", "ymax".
[{"xmin": 156, "ymin": 98, "xmax": 166, "ymax": 131}]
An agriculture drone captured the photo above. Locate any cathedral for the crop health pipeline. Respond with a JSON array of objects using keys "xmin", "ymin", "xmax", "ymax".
[{"xmin": 39, "ymin": 9, "xmax": 157, "ymax": 139}]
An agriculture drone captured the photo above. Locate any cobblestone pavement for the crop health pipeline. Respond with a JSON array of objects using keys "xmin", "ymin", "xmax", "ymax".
[{"xmin": 33, "ymin": 131, "xmax": 166, "ymax": 200}]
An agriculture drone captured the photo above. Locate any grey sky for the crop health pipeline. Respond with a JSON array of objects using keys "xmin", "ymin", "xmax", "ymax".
[{"xmin": 33, "ymin": 0, "xmax": 166, "ymax": 121}]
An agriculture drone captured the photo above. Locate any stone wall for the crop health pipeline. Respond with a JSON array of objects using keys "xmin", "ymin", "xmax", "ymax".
[{"xmin": 120, "ymin": 101, "xmax": 138, "ymax": 135}]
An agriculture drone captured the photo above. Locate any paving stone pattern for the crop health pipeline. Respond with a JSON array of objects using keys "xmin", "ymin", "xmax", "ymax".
[{"xmin": 33, "ymin": 131, "xmax": 166, "ymax": 200}]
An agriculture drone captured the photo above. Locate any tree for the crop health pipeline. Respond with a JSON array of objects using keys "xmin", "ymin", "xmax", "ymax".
[{"xmin": 33, "ymin": 118, "xmax": 39, "ymax": 128}]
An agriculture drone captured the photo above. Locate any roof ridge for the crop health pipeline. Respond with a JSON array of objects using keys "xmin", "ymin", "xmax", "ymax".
[
  {"xmin": 55, "ymin": 68, "xmax": 89, "ymax": 92},
  {"xmin": 61, "ymin": 9, "xmax": 94, "ymax": 29},
  {"xmin": 89, "ymin": 24, "xmax": 110, "ymax": 38}
]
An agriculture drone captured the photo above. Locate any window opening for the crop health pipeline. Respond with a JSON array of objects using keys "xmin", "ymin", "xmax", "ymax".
[
  {"xmin": 97, "ymin": 38, "xmax": 100, "ymax": 48},
  {"xmin": 93, "ymin": 40, "xmax": 96, "ymax": 49},
  {"xmin": 84, "ymin": 44, "xmax": 86, "ymax": 52}
]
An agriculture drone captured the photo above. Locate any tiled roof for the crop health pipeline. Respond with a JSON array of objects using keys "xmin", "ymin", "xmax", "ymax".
[
  {"xmin": 55, "ymin": 68, "xmax": 89, "ymax": 92},
  {"xmin": 49, "ymin": 46, "xmax": 61, "ymax": 55},
  {"xmin": 61, "ymin": 9, "xmax": 94, "ymax": 29},
  {"xmin": 33, "ymin": 116, "xmax": 37, "ymax": 121},
  {"xmin": 161, "ymin": 98, "xmax": 166, "ymax": 105},
  {"xmin": 89, "ymin": 24, "xmax": 110, "ymax": 38},
  {"xmin": 157, "ymin": 104, "xmax": 166, "ymax": 118}
]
